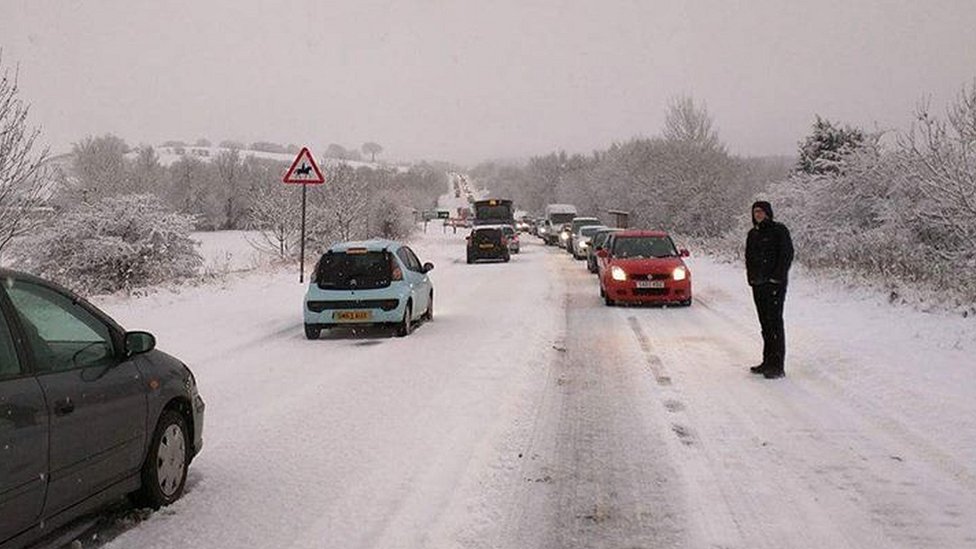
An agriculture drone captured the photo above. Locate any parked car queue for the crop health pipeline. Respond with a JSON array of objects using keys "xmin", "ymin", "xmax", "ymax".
[{"xmin": 536, "ymin": 215, "xmax": 693, "ymax": 307}]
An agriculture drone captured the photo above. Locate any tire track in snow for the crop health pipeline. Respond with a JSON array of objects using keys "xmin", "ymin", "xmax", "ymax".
[
  {"xmin": 515, "ymin": 252, "xmax": 689, "ymax": 549},
  {"xmin": 632, "ymin": 287, "xmax": 974, "ymax": 547}
]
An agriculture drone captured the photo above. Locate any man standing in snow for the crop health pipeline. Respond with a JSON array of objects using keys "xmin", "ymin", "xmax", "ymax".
[{"xmin": 746, "ymin": 201, "xmax": 794, "ymax": 379}]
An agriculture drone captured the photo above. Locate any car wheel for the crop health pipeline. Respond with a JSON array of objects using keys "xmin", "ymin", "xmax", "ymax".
[
  {"xmin": 466, "ymin": 255, "xmax": 473, "ymax": 264},
  {"xmin": 396, "ymin": 303, "xmax": 413, "ymax": 337},
  {"xmin": 424, "ymin": 293, "xmax": 434, "ymax": 321},
  {"xmin": 304, "ymin": 323, "xmax": 320, "ymax": 340},
  {"xmin": 134, "ymin": 410, "xmax": 189, "ymax": 509},
  {"xmin": 681, "ymin": 298, "xmax": 693, "ymax": 307},
  {"xmin": 604, "ymin": 294, "xmax": 615, "ymax": 306},
  {"xmin": 599, "ymin": 285, "xmax": 605, "ymax": 298}
]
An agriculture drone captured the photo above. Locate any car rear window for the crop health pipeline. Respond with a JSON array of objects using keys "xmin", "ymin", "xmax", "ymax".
[
  {"xmin": 612, "ymin": 236, "xmax": 678, "ymax": 259},
  {"xmin": 473, "ymin": 229, "xmax": 503, "ymax": 244},
  {"xmin": 315, "ymin": 251, "xmax": 392, "ymax": 290}
]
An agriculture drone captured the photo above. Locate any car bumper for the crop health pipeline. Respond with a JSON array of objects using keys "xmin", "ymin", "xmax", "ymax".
[
  {"xmin": 192, "ymin": 393, "xmax": 205, "ymax": 459},
  {"xmin": 304, "ymin": 291, "xmax": 410, "ymax": 326},
  {"xmin": 469, "ymin": 247, "xmax": 509, "ymax": 259},
  {"xmin": 605, "ymin": 280, "xmax": 692, "ymax": 303}
]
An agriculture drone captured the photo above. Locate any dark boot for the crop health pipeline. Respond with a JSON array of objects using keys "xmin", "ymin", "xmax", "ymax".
[
  {"xmin": 763, "ymin": 369, "xmax": 785, "ymax": 379},
  {"xmin": 750, "ymin": 364, "xmax": 765, "ymax": 374}
]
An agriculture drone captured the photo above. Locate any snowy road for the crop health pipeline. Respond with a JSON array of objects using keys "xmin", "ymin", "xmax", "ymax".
[{"xmin": 69, "ymin": 230, "xmax": 976, "ymax": 549}]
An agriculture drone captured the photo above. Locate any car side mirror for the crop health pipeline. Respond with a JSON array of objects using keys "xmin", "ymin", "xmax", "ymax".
[
  {"xmin": 596, "ymin": 249, "xmax": 609, "ymax": 258},
  {"xmin": 423, "ymin": 262, "xmax": 434, "ymax": 273},
  {"xmin": 680, "ymin": 249, "xmax": 690, "ymax": 257},
  {"xmin": 125, "ymin": 331, "xmax": 156, "ymax": 356}
]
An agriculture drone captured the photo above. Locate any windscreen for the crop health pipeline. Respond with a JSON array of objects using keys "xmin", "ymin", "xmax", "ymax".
[
  {"xmin": 580, "ymin": 226, "xmax": 604, "ymax": 238},
  {"xmin": 315, "ymin": 251, "xmax": 392, "ymax": 290},
  {"xmin": 612, "ymin": 236, "xmax": 678, "ymax": 259},
  {"xmin": 572, "ymin": 218, "xmax": 601, "ymax": 232},
  {"xmin": 549, "ymin": 213, "xmax": 576, "ymax": 224},
  {"xmin": 474, "ymin": 201, "xmax": 513, "ymax": 221}
]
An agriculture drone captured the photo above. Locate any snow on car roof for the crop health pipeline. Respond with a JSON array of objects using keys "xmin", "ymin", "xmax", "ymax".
[{"xmin": 328, "ymin": 239, "xmax": 401, "ymax": 252}]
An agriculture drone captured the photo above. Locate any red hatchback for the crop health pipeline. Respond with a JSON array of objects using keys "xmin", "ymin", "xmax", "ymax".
[{"xmin": 597, "ymin": 230, "xmax": 692, "ymax": 306}]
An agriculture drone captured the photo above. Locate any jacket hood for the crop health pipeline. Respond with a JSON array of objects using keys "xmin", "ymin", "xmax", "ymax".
[{"xmin": 751, "ymin": 201, "xmax": 774, "ymax": 226}]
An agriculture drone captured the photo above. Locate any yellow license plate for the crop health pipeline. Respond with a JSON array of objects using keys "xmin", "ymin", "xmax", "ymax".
[
  {"xmin": 333, "ymin": 311, "xmax": 371, "ymax": 321},
  {"xmin": 479, "ymin": 243, "xmax": 494, "ymax": 249}
]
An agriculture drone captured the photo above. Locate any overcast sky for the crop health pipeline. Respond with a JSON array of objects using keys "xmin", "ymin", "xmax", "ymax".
[{"xmin": 2, "ymin": 0, "xmax": 976, "ymax": 165}]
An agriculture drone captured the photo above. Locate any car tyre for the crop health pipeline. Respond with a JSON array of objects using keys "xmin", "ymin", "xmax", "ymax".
[
  {"xmin": 680, "ymin": 298, "xmax": 693, "ymax": 307},
  {"xmin": 304, "ymin": 323, "xmax": 320, "ymax": 340},
  {"xmin": 396, "ymin": 303, "xmax": 413, "ymax": 337},
  {"xmin": 604, "ymin": 294, "xmax": 615, "ymax": 306},
  {"xmin": 133, "ymin": 410, "xmax": 189, "ymax": 509}
]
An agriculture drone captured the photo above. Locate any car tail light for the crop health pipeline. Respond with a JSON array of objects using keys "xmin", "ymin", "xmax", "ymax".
[
  {"xmin": 390, "ymin": 256, "xmax": 403, "ymax": 281},
  {"xmin": 500, "ymin": 237, "xmax": 508, "ymax": 245}
]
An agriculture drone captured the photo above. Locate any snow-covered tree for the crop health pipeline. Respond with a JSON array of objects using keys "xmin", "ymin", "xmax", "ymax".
[
  {"xmin": 214, "ymin": 148, "xmax": 245, "ymax": 229},
  {"xmin": 0, "ymin": 53, "xmax": 49, "ymax": 258},
  {"xmin": 663, "ymin": 95, "xmax": 724, "ymax": 153},
  {"xmin": 796, "ymin": 116, "xmax": 866, "ymax": 175},
  {"xmin": 130, "ymin": 145, "xmax": 164, "ymax": 194},
  {"xmin": 898, "ymin": 82, "xmax": 976, "ymax": 272},
  {"xmin": 69, "ymin": 134, "xmax": 130, "ymax": 202},
  {"xmin": 362, "ymin": 142, "xmax": 383, "ymax": 163},
  {"xmin": 247, "ymin": 180, "xmax": 301, "ymax": 259},
  {"xmin": 324, "ymin": 143, "xmax": 349, "ymax": 159},
  {"xmin": 21, "ymin": 194, "xmax": 202, "ymax": 293},
  {"xmin": 308, "ymin": 162, "xmax": 369, "ymax": 244}
]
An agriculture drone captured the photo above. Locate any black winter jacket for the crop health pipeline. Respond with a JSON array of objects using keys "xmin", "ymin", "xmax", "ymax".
[{"xmin": 746, "ymin": 202, "xmax": 794, "ymax": 286}]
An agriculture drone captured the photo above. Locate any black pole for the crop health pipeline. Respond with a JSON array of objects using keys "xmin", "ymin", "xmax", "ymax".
[{"xmin": 300, "ymin": 183, "xmax": 307, "ymax": 283}]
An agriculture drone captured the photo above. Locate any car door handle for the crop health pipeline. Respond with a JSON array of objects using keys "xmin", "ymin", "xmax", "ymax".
[{"xmin": 54, "ymin": 398, "xmax": 75, "ymax": 416}]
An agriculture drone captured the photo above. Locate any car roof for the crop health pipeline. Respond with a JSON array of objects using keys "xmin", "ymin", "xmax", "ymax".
[
  {"xmin": 572, "ymin": 216, "xmax": 600, "ymax": 221},
  {"xmin": 476, "ymin": 223, "xmax": 513, "ymax": 229},
  {"xmin": 0, "ymin": 268, "xmax": 46, "ymax": 283},
  {"xmin": 613, "ymin": 230, "xmax": 671, "ymax": 238},
  {"xmin": 328, "ymin": 239, "xmax": 401, "ymax": 253}
]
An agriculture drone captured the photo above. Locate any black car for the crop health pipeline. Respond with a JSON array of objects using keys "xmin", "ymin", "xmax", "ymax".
[
  {"xmin": 0, "ymin": 269, "xmax": 205, "ymax": 549},
  {"xmin": 466, "ymin": 227, "xmax": 511, "ymax": 263}
]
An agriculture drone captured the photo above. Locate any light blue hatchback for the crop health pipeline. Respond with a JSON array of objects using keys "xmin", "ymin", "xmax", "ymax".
[{"xmin": 303, "ymin": 239, "xmax": 434, "ymax": 339}]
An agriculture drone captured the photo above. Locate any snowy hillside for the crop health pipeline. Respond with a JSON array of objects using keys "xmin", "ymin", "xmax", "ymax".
[{"xmin": 134, "ymin": 146, "xmax": 407, "ymax": 172}]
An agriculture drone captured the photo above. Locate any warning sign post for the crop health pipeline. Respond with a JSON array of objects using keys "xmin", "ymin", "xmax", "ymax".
[{"xmin": 282, "ymin": 147, "xmax": 326, "ymax": 283}]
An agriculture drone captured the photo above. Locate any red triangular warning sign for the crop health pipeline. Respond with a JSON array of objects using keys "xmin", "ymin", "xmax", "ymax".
[{"xmin": 283, "ymin": 147, "xmax": 325, "ymax": 184}]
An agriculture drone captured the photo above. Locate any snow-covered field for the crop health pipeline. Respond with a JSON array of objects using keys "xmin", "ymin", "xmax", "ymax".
[
  {"xmin": 190, "ymin": 230, "xmax": 267, "ymax": 274},
  {"xmin": 132, "ymin": 146, "xmax": 408, "ymax": 172},
  {"xmin": 68, "ymin": 227, "xmax": 975, "ymax": 548}
]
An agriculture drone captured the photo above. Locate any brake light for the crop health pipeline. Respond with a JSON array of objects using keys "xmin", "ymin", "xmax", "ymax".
[{"xmin": 390, "ymin": 255, "xmax": 403, "ymax": 281}]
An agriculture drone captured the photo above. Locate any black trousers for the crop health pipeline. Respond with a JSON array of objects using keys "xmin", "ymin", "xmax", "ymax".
[{"xmin": 752, "ymin": 283, "xmax": 787, "ymax": 372}]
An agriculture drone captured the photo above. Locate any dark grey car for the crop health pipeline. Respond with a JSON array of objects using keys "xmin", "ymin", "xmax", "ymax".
[{"xmin": 0, "ymin": 269, "xmax": 204, "ymax": 549}]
